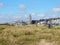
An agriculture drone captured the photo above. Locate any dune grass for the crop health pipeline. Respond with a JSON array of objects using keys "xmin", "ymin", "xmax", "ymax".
[{"xmin": 0, "ymin": 24, "xmax": 60, "ymax": 45}]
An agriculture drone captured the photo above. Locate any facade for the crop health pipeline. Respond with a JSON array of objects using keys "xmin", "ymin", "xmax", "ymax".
[{"xmin": 31, "ymin": 18, "xmax": 60, "ymax": 26}]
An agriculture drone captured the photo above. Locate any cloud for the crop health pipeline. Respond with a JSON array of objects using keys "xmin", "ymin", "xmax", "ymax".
[
  {"xmin": 0, "ymin": 16, "xmax": 8, "ymax": 19},
  {"xmin": 52, "ymin": 5, "xmax": 60, "ymax": 12},
  {"xmin": 19, "ymin": 4, "xmax": 26, "ymax": 10},
  {"xmin": 37, "ymin": 14, "xmax": 45, "ymax": 17},
  {"xmin": 0, "ymin": 14, "xmax": 7, "ymax": 19},
  {"xmin": 0, "ymin": 16, "xmax": 4, "ymax": 18},
  {"xmin": 32, "ymin": 13, "xmax": 45, "ymax": 20},
  {"xmin": 31, "ymin": 13, "xmax": 35, "ymax": 16},
  {"xmin": 0, "ymin": 2, "xmax": 3, "ymax": 7},
  {"xmin": 13, "ymin": 16, "xmax": 21, "ymax": 19},
  {"xmin": 7, "ymin": 14, "xmax": 21, "ymax": 19},
  {"xmin": 0, "ymin": 14, "xmax": 21, "ymax": 20},
  {"xmin": 53, "ymin": 7, "xmax": 60, "ymax": 12}
]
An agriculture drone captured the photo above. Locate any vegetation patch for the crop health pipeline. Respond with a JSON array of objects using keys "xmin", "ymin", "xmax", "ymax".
[
  {"xmin": 0, "ymin": 28, "xmax": 5, "ymax": 30},
  {"xmin": 0, "ymin": 24, "xmax": 60, "ymax": 45}
]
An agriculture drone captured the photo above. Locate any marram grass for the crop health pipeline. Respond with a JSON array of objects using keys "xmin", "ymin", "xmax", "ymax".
[{"xmin": 0, "ymin": 24, "xmax": 60, "ymax": 45}]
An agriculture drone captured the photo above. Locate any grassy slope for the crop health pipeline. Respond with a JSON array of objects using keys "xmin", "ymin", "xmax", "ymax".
[{"xmin": 0, "ymin": 24, "xmax": 60, "ymax": 45}]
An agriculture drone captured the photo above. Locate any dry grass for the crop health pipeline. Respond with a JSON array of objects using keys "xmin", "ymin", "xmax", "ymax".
[{"xmin": 0, "ymin": 24, "xmax": 60, "ymax": 45}]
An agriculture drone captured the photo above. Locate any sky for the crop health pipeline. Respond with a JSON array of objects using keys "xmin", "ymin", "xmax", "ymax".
[{"xmin": 0, "ymin": 0, "xmax": 60, "ymax": 23}]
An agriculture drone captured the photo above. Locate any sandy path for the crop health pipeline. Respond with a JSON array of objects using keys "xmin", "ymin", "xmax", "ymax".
[{"xmin": 38, "ymin": 39, "xmax": 55, "ymax": 45}]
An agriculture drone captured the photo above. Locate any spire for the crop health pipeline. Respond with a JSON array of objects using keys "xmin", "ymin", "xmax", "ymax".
[{"xmin": 29, "ymin": 14, "xmax": 32, "ymax": 24}]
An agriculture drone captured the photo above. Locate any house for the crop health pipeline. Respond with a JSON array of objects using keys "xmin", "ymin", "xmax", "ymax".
[{"xmin": 31, "ymin": 20, "xmax": 40, "ymax": 24}]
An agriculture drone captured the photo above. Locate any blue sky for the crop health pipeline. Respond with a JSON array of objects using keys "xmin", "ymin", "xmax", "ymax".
[{"xmin": 0, "ymin": 0, "xmax": 60, "ymax": 23}]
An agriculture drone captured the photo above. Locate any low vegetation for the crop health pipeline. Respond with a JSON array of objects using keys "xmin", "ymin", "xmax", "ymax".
[{"xmin": 0, "ymin": 24, "xmax": 60, "ymax": 45}]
